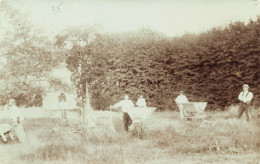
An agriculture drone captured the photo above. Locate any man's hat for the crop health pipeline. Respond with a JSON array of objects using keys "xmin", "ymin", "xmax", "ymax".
[
  {"xmin": 242, "ymin": 84, "xmax": 249, "ymax": 88},
  {"xmin": 180, "ymin": 91, "xmax": 184, "ymax": 93}
]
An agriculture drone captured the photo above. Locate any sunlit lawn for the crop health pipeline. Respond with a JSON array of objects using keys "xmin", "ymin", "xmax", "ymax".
[{"xmin": 0, "ymin": 108, "xmax": 259, "ymax": 164}]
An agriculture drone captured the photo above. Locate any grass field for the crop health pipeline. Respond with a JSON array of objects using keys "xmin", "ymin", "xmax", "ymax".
[{"xmin": 0, "ymin": 107, "xmax": 259, "ymax": 164}]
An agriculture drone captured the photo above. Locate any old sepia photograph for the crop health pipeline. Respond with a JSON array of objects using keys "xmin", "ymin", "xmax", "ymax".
[{"xmin": 0, "ymin": 0, "xmax": 259, "ymax": 163}]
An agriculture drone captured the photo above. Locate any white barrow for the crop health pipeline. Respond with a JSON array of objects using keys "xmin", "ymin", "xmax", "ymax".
[
  {"xmin": 182, "ymin": 102, "xmax": 207, "ymax": 119},
  {"xmin": 127, "ymin": 107, "xmax": 156, "ymax": 126}
]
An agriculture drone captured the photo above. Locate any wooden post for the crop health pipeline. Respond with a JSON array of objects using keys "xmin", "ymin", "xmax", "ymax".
[{"xmin": 110, "ymin": 106, "xmax": 113, "ymax": 132}]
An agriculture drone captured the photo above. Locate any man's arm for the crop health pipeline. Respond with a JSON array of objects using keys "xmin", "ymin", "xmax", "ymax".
[
  {"xmin": 110, "ymin": 101, "xmax": 122, "ymax": 112},
  {"xmin": 130, "ymin": 101, "xmax": 134, "ymax": 107},
  {"xmin": 143, "ymin": 99, "xmax": 147, "ymax": 107},
  {"xmin": 175, "ymin": 96, "xmax": 180, "ymax": 104},
  {"xmin": 238, "ymin": 92, "xmax": 243, "ymax": 101},
  {"xmin": 175, "ymin": 99, "xmax": 180, "ymax": 106},
  {"xmin": 183, "ymin": 96, "xmax": 189, "ymax": 103},
  {"xmin": 136, "ymin": 99, "xmax": 141, "ymax": 106},
  {"xmin": 112, "ymin": 100, "xmax": 124, "ymax": 109},
  {"xmin": 245, "ymin": 92, "xmax": 253, "ymax": 103}
]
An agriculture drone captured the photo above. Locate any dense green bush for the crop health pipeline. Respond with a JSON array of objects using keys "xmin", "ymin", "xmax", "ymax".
[
  {"xmin": 57, "ymin": 18, "xmax": 259, "ymax": 110},
  {"xmin": 0, "ymin": 81, "xmax": 44, "ymax": 107},
  {"xmin": 14, "ymin": 92, "xmax": 43, "ymax": 107}
]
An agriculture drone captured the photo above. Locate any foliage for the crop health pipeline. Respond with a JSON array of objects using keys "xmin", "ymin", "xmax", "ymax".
[
  {"xmin": 55, "ymin": 25, "xmax": 113, "ymax": 109},
  {"xmin": 0, "ymin": 79, "xmax": 44, "ymax": 107},
  {"xmin": 62, "ymin": 19, "xmax": 259, "ymax": 110},
  {"xmin": 170, "ymin": 19, "xmax": 260, "ymax": 108},
  {"xmin": 0, "ymin": 2, "xmax": 65, "ymax": 106}
]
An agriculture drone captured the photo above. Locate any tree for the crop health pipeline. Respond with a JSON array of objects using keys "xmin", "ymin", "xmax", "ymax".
[
  {"xmin": 0, "ymin": 2, "xmax": 66, "ymax": 106},
  {"xmin": 57, "ymin": 19, "xmax": 260, "ymax": 111}
]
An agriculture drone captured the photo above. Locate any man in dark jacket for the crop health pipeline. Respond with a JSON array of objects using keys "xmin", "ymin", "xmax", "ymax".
[{"xmin": 58, "ymin": 93, "xmax": 67, "ymax": 119}]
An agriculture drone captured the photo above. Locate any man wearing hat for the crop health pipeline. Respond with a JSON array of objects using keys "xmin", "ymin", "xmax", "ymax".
[
  {"xmin": 136, "ymin": 95, "xmax": 147, "ymax": 107},
  {"xmin": 175, "ymin": 91, "xmax": 189, "ymax": 119},
  {"xmin": 237, "ymin": 84, "xmax": 253, "ymax": 121}
]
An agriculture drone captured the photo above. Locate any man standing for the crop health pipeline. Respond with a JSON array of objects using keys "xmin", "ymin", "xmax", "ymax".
[
  {"xmin": 9, "ymin": 99, "xmax": 24, "ymax": 124},
  {"xmin": 58, "ymin": 93, "xmax": 67, "ymax": 119},
  {"xmin": 136, "ymin": 95, "xmax": 146, "ymax": 107},
  {"xmin": 175, "ymin": 91, "xmax": 189, "ymax": 119},
  {"xmin": 110, "ymin": 94, "xmax": 134, "ymax": 131},
  {"xmin": 237, "ymin": 84, "xmax": 253, "ymax": 121},
  {"xmin": 8, "ymin": 99, "xmax": 25, "ymax": 142}
]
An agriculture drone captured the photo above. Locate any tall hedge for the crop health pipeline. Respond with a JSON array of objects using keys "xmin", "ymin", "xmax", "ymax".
[{"xmin": 58, "ymin": 19, "xmax": 260, "ymax": 110}]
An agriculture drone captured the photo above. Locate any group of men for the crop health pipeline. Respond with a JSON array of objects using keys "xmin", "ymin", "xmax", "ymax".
[
  {"xmin": 1, "ymin": 83, "xmax": 254, "ymax": 140},
  {"xmin": 111, "ymin": 83, "xmax": 254, "ymax": 132},
  {"xmin": 175, "ymin": 84, "xmax": 254, "ymax": 121}
]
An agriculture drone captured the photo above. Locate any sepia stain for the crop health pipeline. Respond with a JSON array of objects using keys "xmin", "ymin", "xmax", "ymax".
[{"xmin": 235, "ymin": 71, "xmax": 242, "ymax": 78}]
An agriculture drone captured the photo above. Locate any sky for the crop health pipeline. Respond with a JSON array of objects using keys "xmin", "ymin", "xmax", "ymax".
[{"xmin": 2, "ymin": 0, "xmax": 260, "ymax": 37}]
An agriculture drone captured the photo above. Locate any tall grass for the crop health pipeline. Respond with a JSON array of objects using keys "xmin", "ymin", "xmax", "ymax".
[
  {"xmin": 12, "ymin": 111, "xmax": 260, "ymax": 163},
  {"xmin": 148, "ymin": 119, "xmax": 260, "ymax": 155}
]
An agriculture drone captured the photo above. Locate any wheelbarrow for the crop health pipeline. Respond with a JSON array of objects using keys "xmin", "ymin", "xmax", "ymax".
[
  {"xmin": 127, "ymin": 107, "xmax": 156, "ymax": 137},
  {"xmin": 0, "ymin": 118, "xmax": 26, "ymax": 143},
  {"xmin": 0, "ymin": 124, "xmax": 15, "ymax": 143},
  {"xmin": 127, "ymin": 107, "xmax": 156, "ymax": 123},
  {"xmin": 182, "ymin": 102, "xmax": 207, "ymax": 119}
]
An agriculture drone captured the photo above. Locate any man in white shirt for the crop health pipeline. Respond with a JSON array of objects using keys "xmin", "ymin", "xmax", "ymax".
[
  {"xmin": 237, "ymin": 84, "xmax": 253, "ymax": 121},
  {"xmin": 175, "ymin": 91, "xmax": 189, "ymax": 119},
  {"xmin": 110, "ymin": 94, "xmax": 134, "ymax": 131},
  {"xmin": 8, "ymin": 99, "xmax": 26, "ymax": 142},
  {"xmin": 9, "ymin": 99, "xmax": 24, "ymax": 124},
  {"xmin": 136, "ymin": 95, "xmax": 146, "ymax": 107}
]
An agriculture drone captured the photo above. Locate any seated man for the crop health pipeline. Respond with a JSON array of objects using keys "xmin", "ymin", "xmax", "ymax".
[
  {"xmin": 110, "ymin": 94, "xmax": 134, "ymax": 131},
  {"xmin": 136, "ymin": 95, "xmax": 146, "ymax": 107},
  {"xmin": 175, "ymin": 91, "xmax": 189, "ymax": 119}
]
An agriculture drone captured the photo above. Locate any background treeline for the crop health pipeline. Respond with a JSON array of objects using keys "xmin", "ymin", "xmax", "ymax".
[
  {"xmin": 1, "ymin": 3, "xmax": 259, "ymax": 110},
  {"xmin": 56, "ymin": 18, "xmax": 260, "ymax": 110}
]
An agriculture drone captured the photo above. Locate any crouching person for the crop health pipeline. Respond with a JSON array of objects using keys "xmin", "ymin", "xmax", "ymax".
[
  {"xmin": 110, "ymin": 94, "xmax": 134, "ymax": 131},
  {"xmin": 8, "ymin": 99, "xmax": 26, "ymax": 143}
]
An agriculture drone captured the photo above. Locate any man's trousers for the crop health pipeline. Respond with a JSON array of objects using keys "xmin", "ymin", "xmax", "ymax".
[
  {"xmin": 237, "ymin": 102, "xmax": 251, "ymax": 121},
  {"xmin": 123, "ymin": 112, "xmax": 132, "ymax": 131}
]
